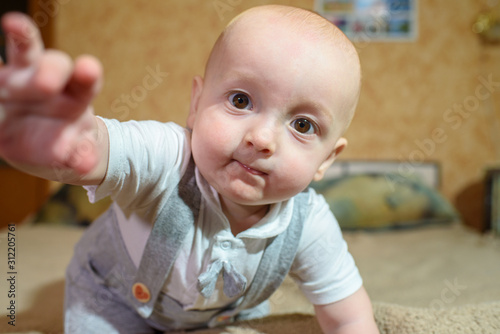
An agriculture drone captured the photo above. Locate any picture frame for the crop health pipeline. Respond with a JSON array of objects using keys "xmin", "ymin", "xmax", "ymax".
[{"xmin": 314, "ymin": 0, "xmax": 418, "ymax": 42}]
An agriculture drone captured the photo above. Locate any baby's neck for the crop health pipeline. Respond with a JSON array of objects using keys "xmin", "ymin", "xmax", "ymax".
[{"xmin": 219, "ymin": 197, "xmax": 270, "ymax": 236}]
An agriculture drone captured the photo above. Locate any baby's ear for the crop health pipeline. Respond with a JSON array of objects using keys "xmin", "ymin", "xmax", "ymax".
[
  {"xmin": 187, "ymin": 76, "xmax": 204, "ymax": 129},
  {"xmin": 313, "ymin": 137, "xmax": 347, "ymax": 181}
]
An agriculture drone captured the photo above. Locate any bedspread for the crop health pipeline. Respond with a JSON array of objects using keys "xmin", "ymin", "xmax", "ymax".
[{"xmin": 0, "ymin": 222, "xmax": 499, "ymax": 333}]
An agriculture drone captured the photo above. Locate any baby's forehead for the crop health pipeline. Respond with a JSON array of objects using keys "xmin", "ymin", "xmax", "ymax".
[
  {"xmin": 227, "ymin": 7, "xmax": 353, "ymax": 48},
  {"xmin": 214, "ymin": 7, "xmax": 360, "ymax": 75}
]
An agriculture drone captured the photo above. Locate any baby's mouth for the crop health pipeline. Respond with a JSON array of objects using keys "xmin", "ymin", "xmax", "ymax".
[{"xmin": 237, "ymin": 161, "xmax": 267, "ymax": 176}]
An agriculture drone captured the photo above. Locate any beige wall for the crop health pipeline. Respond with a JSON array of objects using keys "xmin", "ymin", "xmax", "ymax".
[
  {"xmin": 54, "ymin": 0, "xmax": 500, "ymax": 205},
  {"xmin": 345, "ymin": 0, "xmax": 500, "ymax": 205}
]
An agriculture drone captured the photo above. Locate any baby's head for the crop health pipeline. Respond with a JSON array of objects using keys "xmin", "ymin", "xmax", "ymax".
[
  {"xmin": 202, "ymin": 5, "xmax": 361, "ymax": 135},
  {"xmin": 187, "ymin": 5, "xmax": 361, "ymax": 208}
]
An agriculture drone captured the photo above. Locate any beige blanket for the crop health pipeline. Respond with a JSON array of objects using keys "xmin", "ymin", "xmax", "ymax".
[
  {"xmin": 0, "ymin": 223, "xmax": 499, "ymax": 333},
  {"xmin": 172, "ymin": 302, "xmax": 500, "ymax": 334}
]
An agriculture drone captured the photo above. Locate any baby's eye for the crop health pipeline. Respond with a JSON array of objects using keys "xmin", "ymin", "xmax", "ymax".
[
  {"xmin": 229, "ymin": 92, "xmax": 252, "ymax": 110},
  {"xmin": 291, "ymin": 118, "xmax": 316, "ymax": 135}
]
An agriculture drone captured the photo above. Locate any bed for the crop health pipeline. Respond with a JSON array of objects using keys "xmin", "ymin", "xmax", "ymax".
[{"xmin": 1, "ymin": 161, "xmax": 499, "ymax": 334}]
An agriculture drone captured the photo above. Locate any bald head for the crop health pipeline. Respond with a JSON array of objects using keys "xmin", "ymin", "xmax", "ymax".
[
  {"xmin": 226, "ymin": 5, "xmax": 355, "ymax": 50},
  {"xmin": 203, "ymin": 5, "xmax": 361, "ymax": 135}
]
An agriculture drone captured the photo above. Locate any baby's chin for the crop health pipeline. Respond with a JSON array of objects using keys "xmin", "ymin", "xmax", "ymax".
[
  {"xmin": 219, "ymin": 187, "xmax": 307, "ymax": 210},
  {"xmin": 217, "ymin": 189, "xmax": 273, "ymax": 208}
]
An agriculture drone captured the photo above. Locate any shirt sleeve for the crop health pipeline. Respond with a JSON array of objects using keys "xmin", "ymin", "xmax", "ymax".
[
  {"xmin": 289, "ymin": 189, "xmax": 363, "ymax": 305},
  {"xmin": 85, "ymin": 118, "xmax": 191, "ymax": 223}
]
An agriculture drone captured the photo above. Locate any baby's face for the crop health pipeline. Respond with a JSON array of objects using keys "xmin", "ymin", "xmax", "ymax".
[{"xmin": 188, "ymin": 10, "xmax": 359, "ymax": 208}]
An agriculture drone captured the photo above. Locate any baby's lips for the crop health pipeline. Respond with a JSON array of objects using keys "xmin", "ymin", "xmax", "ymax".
[{"xmin": 239, "ymin": 161, "xmax": 268, "ymax": 176}]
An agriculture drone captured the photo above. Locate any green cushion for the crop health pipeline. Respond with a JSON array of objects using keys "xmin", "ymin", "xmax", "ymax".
[{"xmin": 311, "ymin": 173, "xmax": 460, "ymax": 230}]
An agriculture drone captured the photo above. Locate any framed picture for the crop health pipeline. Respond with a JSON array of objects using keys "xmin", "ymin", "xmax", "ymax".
[
  {"xmin": 485, "ymin": 169, "xmax": 500, "ymax": 234},
  {"xmin": 314, "ymin": 0, "xmax": 418, "ymax": 42}
]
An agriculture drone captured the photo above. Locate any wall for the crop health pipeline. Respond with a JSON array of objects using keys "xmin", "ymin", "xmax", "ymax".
[
  {"xmin": 54, "ymin": 0, "xmax": 500, "ymax": 218},
  {"xmin": 344, "ymin": 0, "xmax": 500, "ymax": 212}
]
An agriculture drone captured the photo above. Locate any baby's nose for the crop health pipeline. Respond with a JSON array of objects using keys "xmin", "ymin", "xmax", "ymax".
[{"xmin": 245, "ymin": 124, "xmax": 276, "ymax": 155}]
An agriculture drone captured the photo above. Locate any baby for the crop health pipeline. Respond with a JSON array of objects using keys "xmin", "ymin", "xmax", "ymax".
[{"xmin": 0, "ymin": 5, "xmax": 379, "ymax": 334}]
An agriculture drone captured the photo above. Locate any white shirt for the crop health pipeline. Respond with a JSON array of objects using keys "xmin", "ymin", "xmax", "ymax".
[{"xmin": 86, "ymin": 118, "xmax": 362, "ymax": 310}]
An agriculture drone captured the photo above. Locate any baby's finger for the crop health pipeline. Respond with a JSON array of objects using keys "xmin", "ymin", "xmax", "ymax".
[
  {"xmin": 2, "ymin": 12, "xmax": 44, "ymax": 68},
  {"xmin": 65, "ymin": 55, "xmax": 103, "ymax": 104},
  {"xmin": 0, "ymin": 101, "xmax": 5, "ymax": 124},
  {"xmin": 0, "ymin": 50, "xmax": 72, "ymax": 102},
  {"xmin": 33, "ymin": 49, "xmax": 73, "ymax": 98}
]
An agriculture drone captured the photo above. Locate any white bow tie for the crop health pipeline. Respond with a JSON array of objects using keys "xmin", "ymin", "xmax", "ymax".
[{"xmin": 197, "ymin": 259, "xmax": 247, "ymax": 298}]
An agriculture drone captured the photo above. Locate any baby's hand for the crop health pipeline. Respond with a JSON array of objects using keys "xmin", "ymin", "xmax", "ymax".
[{"xmin": 0, "ymin": 12, "xmax": 106, "ymax": 180}]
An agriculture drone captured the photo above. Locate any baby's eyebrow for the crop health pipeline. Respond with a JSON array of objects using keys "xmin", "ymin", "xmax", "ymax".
[
  {"xmin": 220, "ymin": 69, "xmax": 257, "ymax": 85},
  {"xmin": 294, "ymin": 101, "xmax": 335, "ymax": 126}
]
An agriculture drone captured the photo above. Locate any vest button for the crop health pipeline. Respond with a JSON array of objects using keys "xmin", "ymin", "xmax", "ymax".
[
  {"xmin": 132, "ymin": 282, "xmax": 151, "ymax": 303},
  {"xmin": 216, "ymin": 314, "xmax": 232, "ymax": 323}
]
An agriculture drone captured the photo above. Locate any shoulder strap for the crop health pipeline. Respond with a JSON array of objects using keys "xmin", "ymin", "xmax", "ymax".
[{"xmin": 129, "ymin": 158, "xmax": 200, "ymax": 318}]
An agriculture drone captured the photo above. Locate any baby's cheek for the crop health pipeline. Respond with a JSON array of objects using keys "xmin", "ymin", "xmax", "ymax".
[
  {"xmin": 275, "ymin": 162, "xmax": 315, "ymax": 194},
  {"xmin": 201, "ymin": 117, "xmax": 236, "ymax": 152}
]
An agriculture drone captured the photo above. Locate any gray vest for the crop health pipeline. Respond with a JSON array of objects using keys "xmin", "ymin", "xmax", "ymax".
[{"xmin": 86, "ymin": 158, "xmax": 309, "ymax": 330}]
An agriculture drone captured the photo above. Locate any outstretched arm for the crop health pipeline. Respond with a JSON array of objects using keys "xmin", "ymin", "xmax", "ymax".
[
  {"xmin": 314, "ymin": 286, "xmax": 379, "ymax": 334},
  {"xmin": 0, "ymin": 12, "xmax": 108, "ymax": 185}
]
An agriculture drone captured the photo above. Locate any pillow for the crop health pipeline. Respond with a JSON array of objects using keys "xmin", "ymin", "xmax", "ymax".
[
  {"xmin": 310, "ymin": 173, "xmax": 460, "ymax": 230},
  {"xmin": 34, "ymin": 184, "xmax": 111, "ymax": 226}
]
